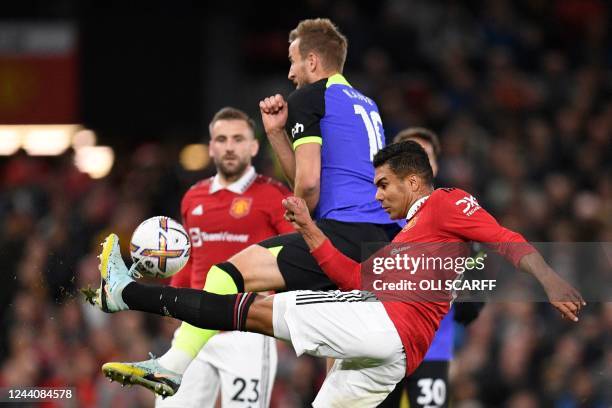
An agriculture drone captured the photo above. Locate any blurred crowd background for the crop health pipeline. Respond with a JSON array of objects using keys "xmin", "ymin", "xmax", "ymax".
[{"xmin": 1, "ymin": 0, "xmax": 611, "ymax": 407}]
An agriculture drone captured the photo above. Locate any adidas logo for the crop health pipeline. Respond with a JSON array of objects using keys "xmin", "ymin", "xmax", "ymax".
[{"xmin": 191, "ymin": 205, "xmax": 203, "ymax": 215}]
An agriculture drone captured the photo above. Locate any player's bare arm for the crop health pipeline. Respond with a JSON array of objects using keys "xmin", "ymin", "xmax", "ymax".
[
  {"xmin": 518, "ymin": 252, "xmax": 586, "ymax": 321},
  {"xmin": 259, "ymin": 94, "xmax": 296, "ymax": 185},
  {"xmin": 293, "ymin": 143, "xmax": 321, "ymax": 212},
  {"xmin": 260, "ymin": 94, "xmax": 321, "ymax": 211}
]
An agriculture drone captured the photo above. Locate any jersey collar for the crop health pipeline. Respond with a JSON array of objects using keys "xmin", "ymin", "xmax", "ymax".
[
  {"xmin": 210, "ymin": 166, "xmax": 256, "ymax": 194},
  {"xmin": 326, "ymin": 73, "xmax": 352, "ymax": 88},
  {"xmin": 406, "ymin": 195, "xmax": 430, "ymax": 221}
]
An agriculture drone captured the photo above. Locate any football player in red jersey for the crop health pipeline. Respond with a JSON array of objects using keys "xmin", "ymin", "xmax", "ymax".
[
  {"xmin": 105, "ymin": 107, "xmax": 293, "ymax": 406},
  {"xmin": 92, "ymin": 140, "xmax": 584, "ymax": 407},
  {"xmin": 381, "ymin": 127, "xmax": 479, "ymax": 408}
]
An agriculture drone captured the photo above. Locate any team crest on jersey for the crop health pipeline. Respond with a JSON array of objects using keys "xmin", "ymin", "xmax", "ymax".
[
  {"xmin": 403, "ymin": 216, "xmax": 419, "ymax": 232},
  {"xmin": 191, "ymin": 204, "xmax": 204, "ymax": 216},
  {"xmin": 230, "ymin": 197, "xmax": 252, "ymax": 219}
]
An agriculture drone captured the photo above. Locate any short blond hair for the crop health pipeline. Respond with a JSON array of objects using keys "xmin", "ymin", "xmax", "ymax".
[{"xmin": 289, "ymin": 18, "xmax": 348, "ymax": 73}]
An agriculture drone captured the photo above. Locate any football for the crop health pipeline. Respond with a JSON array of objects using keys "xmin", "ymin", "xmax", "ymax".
[{"xmin": 129, "ymin": 216, "xmax": 191, "ymax": 279}]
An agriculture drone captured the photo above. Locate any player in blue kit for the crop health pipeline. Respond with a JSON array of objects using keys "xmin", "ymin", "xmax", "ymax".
[
  {"xmin": 103, "ymin": 18, "xmax": 398, "ymax": 397},
  {"xmin": 257, "ymin": 18, "xmax": 396, "ymax": 291}
]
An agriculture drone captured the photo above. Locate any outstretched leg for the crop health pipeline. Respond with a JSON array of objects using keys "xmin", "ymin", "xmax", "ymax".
[
  {"xmin": 119, "ymin": 280, "xmax": 275, "ymax": 336},
  {"xmin": 92, "ymin": 233, "xmax": 405, "ymax": 406},
  {"xmin": 91, "ymin": 234, "xmax": 279, "ymax": 332},
  {"xmin": 90, "ymin": 234, "xmax": 278, "ymax": 396}
]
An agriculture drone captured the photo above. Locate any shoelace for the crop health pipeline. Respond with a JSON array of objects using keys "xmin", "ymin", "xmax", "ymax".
[{"xmin": 128, "ymin": 259, "xmax": 145, "ymax": 279}]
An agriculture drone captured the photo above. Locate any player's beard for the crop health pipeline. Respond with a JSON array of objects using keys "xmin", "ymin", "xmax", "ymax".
[
  {"xmin": 294, "ymin": 67, "xmax": 309, "ymax": 89},
  {"xmin": 215, "ymin": 156, "xmax": 250, "ymax": 181}
]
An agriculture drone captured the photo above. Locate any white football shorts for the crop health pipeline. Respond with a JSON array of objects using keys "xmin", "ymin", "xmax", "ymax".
[
  {"xmin": 273, "ymin": 290, "xmax": 406, "ymax": 408},
  {"xmin": 156, "ymin": 331, "xmax": 277, "ymax": 408}
]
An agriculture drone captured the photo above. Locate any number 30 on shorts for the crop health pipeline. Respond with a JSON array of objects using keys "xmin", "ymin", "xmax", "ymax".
[{"xmin": 416, "ymin": 378, "xmax": 446, "ymax": 407}]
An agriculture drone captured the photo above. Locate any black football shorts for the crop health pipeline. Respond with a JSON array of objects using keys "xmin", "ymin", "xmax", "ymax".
[
  {"xmin": 378, "ymin": 360, "xmax": 450, "ymax": 408},
  {"xmin": 258, "ymin": 219, "xmax": 397, "ymax": 291}
]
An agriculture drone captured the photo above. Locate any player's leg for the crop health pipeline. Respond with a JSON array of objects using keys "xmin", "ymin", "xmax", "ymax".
[
  {"xmin": 94, "ymin": 237, "xmax": 407, "ymax": 406},
  {"xmin": 154, "ymin": 347, "xmax": 221, "ymax": 408},
  {"xmin": 98, "ymin": 238, "xmax": 292, "ymax": 395},
  {"xmin": 92, "ymin": 233, "xmax": 273, "ymax": 395},
  {"xmin": 195, "ymin": 219, "xmax": 393, "ymax": 303},
  {"xmin": 148, "ymin": 233, "xmax": 307, "ymax": 380},
  {"xmin": 272, "ymin": 290, "xmax": 406, "ymax": 407},
  {"xmin": 377, "ymin": 378, "xmax": 408, "ymax": 407},
  {"xmin": 107, "ymin": 244, "xmax": 284, "ymax": 387},
  {"xmin": 91, "ymin": 234, "xmax": 275, "ymax": 331},
  {"xmin": 143, "ymin": 220, "xmax": 390, "ymax": 377},
  {"xmin": 313, "ymin": 358, "xmax": 406, "ymax": 408},
  {"xmin": 95, "ymin": 225, "xmax": 389, "ymax": 395},
  {"xmin": 155, "ymin": 331, "xmax": 277, "ymax": 408},
  {"xmin": 202, "ymin": 332, "xmax": 277, "ymax": 407},
  {"xmin": 94, "ymin": 235, "xmax": 395, "ymax": 350}
]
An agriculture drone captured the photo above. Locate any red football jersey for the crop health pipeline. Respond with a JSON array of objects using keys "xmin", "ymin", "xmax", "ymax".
[
  {"xmin": 172, "ymin": 168, "xmax": 294, "ymax": 290},
  {"xmin": 311, "ymin": 187, "xmax": 535, "ymax": 375}
]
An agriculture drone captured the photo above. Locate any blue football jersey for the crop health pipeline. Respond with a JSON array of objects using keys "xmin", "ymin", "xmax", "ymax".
[
  {"xmin": 423, "ymin": 307, "xmax": 454, "ymax": 361},
  {"xmin": 286, "ymin": 74, "xmax": 393, "ymax": 224}
]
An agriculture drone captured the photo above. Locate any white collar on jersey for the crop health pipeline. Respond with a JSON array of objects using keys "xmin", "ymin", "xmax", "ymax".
[
  {"xmin": 210, "ymin": 166, "xmax": 257, "ymax": 194},
  {"xmin": 405, "ymin": 195, "xmax": 430, "ymax": 221}
]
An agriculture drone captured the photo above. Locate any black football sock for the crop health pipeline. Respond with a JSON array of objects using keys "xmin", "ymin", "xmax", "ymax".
[{"xmin": 121, "ymin": 282, "xmax": 256, "ymax": 331}]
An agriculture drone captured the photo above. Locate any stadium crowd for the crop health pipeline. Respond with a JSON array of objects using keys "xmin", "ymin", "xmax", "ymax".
[{"xmin": 1, "ymin": 0, "xmax": 611, "ymax": 407}]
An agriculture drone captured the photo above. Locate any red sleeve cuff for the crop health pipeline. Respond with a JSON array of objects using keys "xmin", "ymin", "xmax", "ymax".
[
  {"xmin": 509, "ymin": 243, "xmax": 537, "ymax": 267},
  {"xmin": 310, "ymin": 238, "xmax": 336, "ymax": 264}
]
